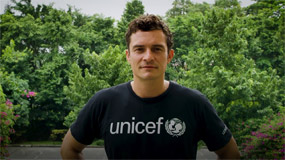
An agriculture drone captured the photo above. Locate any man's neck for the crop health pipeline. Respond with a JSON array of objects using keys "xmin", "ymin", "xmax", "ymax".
[{"xmin": 131, "ymin": 78, "xmax": 169, "ymax": 98}]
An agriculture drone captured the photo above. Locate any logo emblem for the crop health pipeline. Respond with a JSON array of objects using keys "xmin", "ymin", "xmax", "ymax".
[{"xmin": 165, "ymin": 118, "xmax": 186, "ymax": 137}]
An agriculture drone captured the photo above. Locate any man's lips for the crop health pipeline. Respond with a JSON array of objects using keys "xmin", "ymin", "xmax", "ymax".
[{"xmin": 140, "ymin": 65, "xmax": 157, "ymax": 69}]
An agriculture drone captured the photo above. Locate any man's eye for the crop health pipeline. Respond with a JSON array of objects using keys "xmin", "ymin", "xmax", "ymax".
[
  {"xmin": 154, "ymin": 47, "xmax": 163, "ymax": 52},
  {"xmin": 135, "ymin": 48, "xmax": 144, "ymax": 52}
]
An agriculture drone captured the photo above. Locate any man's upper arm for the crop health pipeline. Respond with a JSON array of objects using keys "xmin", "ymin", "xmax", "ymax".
[
  {"xmin": 61, "ymin": 129, "xmax": 86, "ymax": 159},
  {"xmin": 214, "ymin": 136, "xmax": 241, "ymax": 159}
]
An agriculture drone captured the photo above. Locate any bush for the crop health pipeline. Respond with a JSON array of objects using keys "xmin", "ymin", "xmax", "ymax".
[
  {"xmin": 241, "ymin": 109, "xmax": 285, "ymax": 159},
  {"xmin": 49, "ymin": 129, "xmax": 68, "ymax": 141},
  {"xmin": 232, "ymin": 107, "xmax": 275, "ymax": 146},
  {"xmin": 0, "ymin": 96, "xmax": 20, "ymax": 158},
  {"xmin": 92, "ymin": 139, "xmax": 104, "ymax": 146}
]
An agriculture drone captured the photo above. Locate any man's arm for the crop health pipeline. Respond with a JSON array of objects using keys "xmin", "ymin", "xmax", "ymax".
[
  {"xmin": 214, "ymin": 136, "xmax": 241, "ymax": 159},
  {"xmin": 61, "ymin": 129, "xmax": 86, "ymax": 160}
]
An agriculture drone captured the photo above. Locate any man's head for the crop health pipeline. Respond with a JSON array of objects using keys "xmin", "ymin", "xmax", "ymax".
[
  {"xmin": 125, "ymin": 15, "xmax": 174, "ymax": 82},
  {"xmin": 125, "ymin": 14, "xmax": 173, "ymax": 53}
]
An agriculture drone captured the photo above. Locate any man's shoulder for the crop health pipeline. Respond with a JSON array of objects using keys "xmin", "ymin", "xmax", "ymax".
[
  {"xmin": 171, "ymin": 81, "xmax": 205, "ymax": 98},
  {"xmin": 93, "ymin": 81, "xmax": 130, "ymax": 99},
  {"xmin": 170, "ymin": 81, "xmax": 211, "ymax": 105}
]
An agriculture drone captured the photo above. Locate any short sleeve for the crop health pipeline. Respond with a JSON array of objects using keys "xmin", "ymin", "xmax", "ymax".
[
  {"xmin": 198, "ymin": 96, "xmax": 232, "ymax": 151},
  {"xmin": 70, "ymin": 94, "xmax": 102, "ymax": 145}
]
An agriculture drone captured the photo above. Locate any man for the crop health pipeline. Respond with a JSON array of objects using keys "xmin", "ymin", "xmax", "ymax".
[{"xmin": 61, "ymin": 14, "xmax": 240, "ymax": 159}]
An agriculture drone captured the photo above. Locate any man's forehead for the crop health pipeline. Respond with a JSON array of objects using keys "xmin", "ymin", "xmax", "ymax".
[{"xmin": 130, "ymin": 30, "xmax": 167, "ymax": 47}]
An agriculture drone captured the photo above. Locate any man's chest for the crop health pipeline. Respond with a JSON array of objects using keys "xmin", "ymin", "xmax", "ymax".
[{"xmin": 98, "ymin": 101, "xmax": 201, "ymax": 158}]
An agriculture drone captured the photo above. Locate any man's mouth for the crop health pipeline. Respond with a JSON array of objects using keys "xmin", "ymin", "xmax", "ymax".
[{"xmin": 141, "ymin": 65, "xmax": 157, "ymax": 69}]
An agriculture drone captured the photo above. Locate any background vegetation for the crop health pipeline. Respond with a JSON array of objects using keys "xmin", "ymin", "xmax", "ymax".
[{"xmin": 0, "ymin": 0, "xmax": 284, "ymax": 158}]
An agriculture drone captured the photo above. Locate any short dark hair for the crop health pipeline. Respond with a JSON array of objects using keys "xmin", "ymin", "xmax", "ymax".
[{"xmin": 125, "ymin": 14, "xmax": 173, "ymax": 52}]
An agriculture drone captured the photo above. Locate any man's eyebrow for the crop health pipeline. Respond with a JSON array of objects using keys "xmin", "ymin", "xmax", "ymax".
[
  {"xmin": 152, "ymin": 44, "xmax": 165, "ymax": 48},
  {"xmin": 132, "ymin": 44, "xmax": 165, "ymax": 49},
  {"xmin": 133, "ymin": 45, "xmax": 145, "ymax": 48}
]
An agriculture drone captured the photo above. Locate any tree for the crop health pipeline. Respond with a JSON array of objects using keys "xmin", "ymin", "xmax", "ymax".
[
  {"xmin": 176, "ymin": 7, "xmax": 282, "ymax": 134},
  {"xmin": 0, "ymin": 85, "xmax": 21, "ymax": 158},
  {"xmin": 166, "ymin": 0, "xmax": 193, "ymax": 18},
  {"xmin": 243, "ymin": 0, "xmax": 285, "ymax": 75},
  {"xmin": 167, "ymin": 12, "xmax": 201, "ymax": 62},
  {"xmin": 73, "ymin": 14, "xmax": 118, "ymax": 54},
  {"xmin": 0, "ymin": 40, "xmax": 32, "ymax": 140},
  {"xmin": 63, "ymin": 46, "xmax": 132, "ymax": 127},
  {"xmin": 214, "ymin": 0, "xmax": 240, "ymax": 8},
  {"xmin": 116, "ymin": 0, "xmax": 145, "ymax": 47}
]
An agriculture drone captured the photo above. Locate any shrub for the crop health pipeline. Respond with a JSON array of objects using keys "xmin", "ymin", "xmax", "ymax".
[
  {"xmin": 241, "ymin": 109, "xmax": 285, "ymax": 159},
  {"xmin": 49, "ymin": 129, "xmax": 68, "ymax": 141},
  {"xmin": 0, "ymin": 99, "xmax": 20, "ymax": 158},
  {"xmin": 92, "ymin": 139, "xmax": 104, "ymax": 146},
  {"xmin": 232, "ymin": 107, "xmax": 274, "ymax": 146}
]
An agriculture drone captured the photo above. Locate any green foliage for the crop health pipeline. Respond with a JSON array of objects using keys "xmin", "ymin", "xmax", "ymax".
[
  {"xmin": 166, "ymin": 0, "xmax": 193, "ymax": 17},
  {"xmin": 63, "ymin": 46, "xmax": 132, "ymax": 127},
  {"xmin": 232, "ymin": 107, "xmax": 274, "ymax": 145},
  {"xmin": 31, "ymin": 54, "xmax": 69, "ymax": 130},
  {"xmin": 167, "ymin": 12, "xmax": 201, "ymax": 61},
  {"xmin": 214, "ymin": 0, "xmax": 240, "ymax": 8},
  {"xmin": 180, "ymin": 48, "xmax": 281, "ymax": 126},
  {"xmin": 1, "ymin": 40, "xmax": 27, "ymax": 64},
  {"xmin": 176, "ymin": 5, "xmax": 282, "ymax": 133},
  {"xmin": 117, "ymin": 0, "xmax": 144, "ymax": 47},
  {"xmin": 0, "ymin": 0, "xmax": 283, "ymax": 148},
  {"xmin": 240, "ymin": 108, "xmax": 285, "ymax": 159},
  {"xmin": 0, "ymin": 43, "xmax": 31, "ymax": 129},
  {"xmin": 243, "ymin": 0, "xmax": 285, "ymax": 75},
  {"xmin": 0, "ymin": 85, "xmax": 20, "ymax": 158},
  {"xmin": 0, "ymin": 71, "xmax": 30, "ymax": 127},
  {"xmin": 49, "ymin": 129, "xmax": 68, "ymax": 141},
  {"xmin": 165, "ymin": 2, "xmax": 284, "ymax": 154},
  {"xmin": 72, "ymin": 14, "xmax": 118, "ymax": 54},
  {"xmin": 92, "ymin": 139, "xmax": 104, "ymax": 146}
]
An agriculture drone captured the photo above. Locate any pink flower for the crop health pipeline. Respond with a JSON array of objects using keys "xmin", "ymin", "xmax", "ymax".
[
  {"xmin": 1, "ymin": 112, "xmax": 7, "ymax": 117},
  {"xmin": 14, "ymin": 114, "xmax": 20, "ymax": 120},
  {"xmin": 278, "ymin": 122, "xmax": 283, "ymax": 126},
  {"xmin": 5, "ymin": 120, "xmax": 10, "ymax": 125},
  {"xmin": 28, "ymin": 91, "xmax": 36, "ymax": 97},
  {"xmin": 9, "ymin": 129, "xmax": 15, "ymax": 133},
  {"xmin": 5, "ymin": 99, "xmax": 12, "ymax": 107}
]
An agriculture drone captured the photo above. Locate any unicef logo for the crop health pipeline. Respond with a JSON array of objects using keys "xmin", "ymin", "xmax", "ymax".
[{"xmin": 165, "ymin": 118, "xmax": 186, "ymax": 137}]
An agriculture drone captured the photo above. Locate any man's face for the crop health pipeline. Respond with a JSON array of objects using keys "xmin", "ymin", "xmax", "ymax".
[{"xmin": 126, "ymin": 30, "xmax": 174, "ymax": 81}]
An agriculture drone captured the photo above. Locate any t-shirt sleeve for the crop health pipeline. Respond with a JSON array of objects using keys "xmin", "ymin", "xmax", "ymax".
[
  {"xmin": 198, "ymin": 95, "xmax": 232, "ymax": 151},
  {"xmin": 70, "ymin": 94, "xmax": 102, "ymax": 145}
]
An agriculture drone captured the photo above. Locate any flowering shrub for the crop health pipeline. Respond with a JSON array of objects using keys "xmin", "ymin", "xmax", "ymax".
[
  {"xmin": 241, "ymin": 110, "xmax": 285, "ymax": 159},
  {"xmin": 232, "ymin": 107, "xmax": 274, "ymax": 146},
  {"xmin": 0, "ymin": 99, "xmax": 20, "ymax": 158},
  {"xmin": 22, "ymin": 90, "xmax": 37, "ymax": 99}
]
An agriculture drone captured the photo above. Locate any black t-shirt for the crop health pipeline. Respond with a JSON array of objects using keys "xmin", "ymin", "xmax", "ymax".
[{"xmin": 71, "ymin": 81, "xmax": 232, "ymax": 159}]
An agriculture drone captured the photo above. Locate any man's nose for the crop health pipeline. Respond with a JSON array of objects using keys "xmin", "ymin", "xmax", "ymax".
[{"xmin": 143, "ymin": 49, "xmax": 154, "ymax": 61}]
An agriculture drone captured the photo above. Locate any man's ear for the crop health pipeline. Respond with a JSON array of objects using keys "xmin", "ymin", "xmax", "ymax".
[
  {"xmin": 167, "ymin": 49, "xmax": 174, "ymax": 64},
  {"xmin": 126, "ymin": 49, "xmax": 131, "ymax": 64}
]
